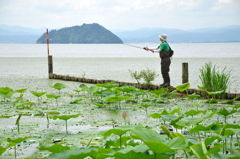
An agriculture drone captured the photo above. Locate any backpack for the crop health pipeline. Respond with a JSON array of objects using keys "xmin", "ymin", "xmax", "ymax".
[{"xmin": 166, "ymin": 42, "xmax": 174, "ymax": 57}]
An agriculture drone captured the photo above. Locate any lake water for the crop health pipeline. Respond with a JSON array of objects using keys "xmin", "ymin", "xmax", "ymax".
[{"xmin": 0, "ymin": 43, "xmax": 240, "ymax": 93}]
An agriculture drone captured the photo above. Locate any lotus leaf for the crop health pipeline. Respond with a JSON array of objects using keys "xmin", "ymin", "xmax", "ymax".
[{"xmin": 176, "ymin": 83, "xmax": 190, "ymax": 92}]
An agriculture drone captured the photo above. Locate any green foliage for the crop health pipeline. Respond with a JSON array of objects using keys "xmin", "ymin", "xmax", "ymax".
[
  {"xmin": 140, "ymin": 68, "xmax": 159, "ymax": 85},
  {"xmin": 190, "ymin": 142, "xmax": 210, "ymax": 159},
  {"xmin": 128, "ymin": 70, "xmax": 142, "ymax": 84},
  {"xmin": 36, "ymin": 23, "xmax": 123, "ymax": 44},
  {"xmin": 30, "ymin": 91, "xmax": 46, "ymax": 97},
  {"xmin": 51, "ymin": 83, "xmax": 67, "ymax": 93},
  {"xmin": 199, "ymin": 62, "xmax": 231, "ymax": 99},
  {"xmin": 0, "ymin": 82, "xmax": 240, "ymax": 159},
  {"xmin": 176, "ymin": 82, "xmax": 190, "ymax": 92},
  {"xmin": 50, "ymin": 114, "xmax": 80, "ymax": 134},
  {"xmin": 38, "ymin": 144, "xmax": 70, "ymax": 153},
  {"xmin": 129, "ymin": 68, "xmax": 159, "ymax": 85},
  {"xmin": 0, "ymin": 87, "xmax": 14, "ymax": 102}
]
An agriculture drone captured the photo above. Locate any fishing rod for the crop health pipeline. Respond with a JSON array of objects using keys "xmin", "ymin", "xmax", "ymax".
[
  {"xmin": 123, "ymin": 43, "xmax": 145, "ymax": 49},
  {"xmin": 123, "ymin": 43, "xmax": 153, "ymax": 52}
]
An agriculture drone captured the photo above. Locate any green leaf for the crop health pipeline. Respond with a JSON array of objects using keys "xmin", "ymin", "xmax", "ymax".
[
  {"xmin": 206, "ymin": 90, "xmax": 224, "ymax": 95},
  {"xmin": 0, "ymin": 87, "xmax": 14, "ymax": 99},
  {"xmin": 206, "ymin": 99, "xmax": 218, "ymax": 104},
  {"xmin": 216, "ymin": 108, "xmax": 237, "ymax": 117},
  {"xmin": 15, "ymin": 88, "xmax": 27, "ymax": 94},
  {"xmin": 197, "ymin": 85, "xmax": 207, "ymax": 91},
  {"xmin": 7, "ymin": 136, "xmax": 31, "ymax": 144},
  {"xmin": 184, "ymin": 93, "xmax": 201, "ymax": 100},
  {"xmin": 38, "ymin": 144, "xmax": 70, "ymax": 153},
  {"xmin": 50, "ymin": 114, "xmax": 80, "ymax": 121},
  {"xmin": 204, "ymin": 136, "xmax": 224, "ymax": 146},
  {"xmin": 161, "ymin": 115, "xmax": 180, "ymax": 121},
  {"xmin": 225, "ymin": 97, "xmax": 239, "ymax": 104},
  {"xmin": 150, "ymin": 88, "xmax": 168, "ymax": 95},
  {"xmin": 189, "ymin": 124, "xmax": 207, "ymax": 134},
  {"xmin": 51, "ymin": 83, "xmax": 68, "ymax": 90},
  {"xmin": 99, "ymin": 125, "xmax": 139, "ymax": 137},
  {"xmin": 185, "ymin": 110, "xmax": 207, "ymax": 116},
  {"xmin": 149, "ymin": 113, "xmax": 161, "ymax": 119},
  {"xmin": 46, "ymin": 94, "xmax": 61, "ymax": 99},
  {"xmin": 233, "ymin": 105, "xmax": 240, "ymax": 109},
  {"xmin": 69, "ymin": 98, "xmax": 82, "ymax": 104},
  {"xmin": 167, "ymin": 137, "xmax": 189, "ymax": 151},
  {"xmin": 30, "ymin": 91, "xmax": 46, "ymax": 97},
  {"xmin": 0, "ymin": 143, "xmax": 15, "ymax": 155},
  {"xmin": 132, "ymin": 127, "xmax": 165, "ymax": 143},
  {"xmin": 144, "ymin": 140, "xmax": 172, "ymax": 154},
  {"xmin": 176, "ymin": 117, "xmax": 205, "ymax": 126},
  {"xmin": 190, "ymin": 142, "xmax": 210, "ymax": 159},
  {"xmin": 79, "ymin": 83, "xmax": 89, "ymax": 91},
  {"xmin": 88, "ymin": 86, "xmax": 99, "ymax": 94},
  {"xmin": 176, "ymin": 83, "xmax": 190, "ymax": 92},
  {"xmin": 160, "ymin": 125, "xmax": 171, "ymax": 136},
  {"xmin": 45, "ymin": 148, "xmax": 97, "ymax": 159},
  {"xmin": 212, "ymin": 153, "xmax": 239, "ymax": 159},
  {"xmin": 114, "ymin": 150, "xmax": 150, "ymax": 159},
  {"xmin": 96, "ymin": 82, "xmax": 119, "ymax": 89}
]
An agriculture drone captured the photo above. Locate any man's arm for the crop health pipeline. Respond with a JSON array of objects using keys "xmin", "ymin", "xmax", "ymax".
[{"xmin": 144, "ymin": 47, "xmax": 161, "ymax": 53}]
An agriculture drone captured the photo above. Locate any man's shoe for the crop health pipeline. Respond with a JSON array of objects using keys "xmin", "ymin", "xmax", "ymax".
[
  {"xmin": 160, "ymin": 83, "xmax": 165, "ymax": 86},
  {"xmin": 162, "ymin": 82, "xmax": 170, "ymax": 87}
]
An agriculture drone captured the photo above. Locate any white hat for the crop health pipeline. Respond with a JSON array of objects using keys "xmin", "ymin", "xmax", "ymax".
[{"xmin": 158, "ymin": 34, "xmax": 167, "ymax": 41}]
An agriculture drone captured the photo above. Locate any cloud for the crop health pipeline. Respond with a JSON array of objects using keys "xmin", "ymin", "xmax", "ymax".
[{"xmin": 0, "ymin": 0, "xmax": 239, "ymax": 30}]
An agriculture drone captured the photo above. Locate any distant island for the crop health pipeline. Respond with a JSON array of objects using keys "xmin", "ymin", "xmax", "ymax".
[{"xmin": 36, "ymin": 23, "xmax": 123, "ymax": 44}]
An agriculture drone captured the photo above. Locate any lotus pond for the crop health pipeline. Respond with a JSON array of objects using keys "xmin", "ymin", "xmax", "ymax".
[{"xmin": 0, "ymin": 82, "xmax": 240, "ymax": 159}]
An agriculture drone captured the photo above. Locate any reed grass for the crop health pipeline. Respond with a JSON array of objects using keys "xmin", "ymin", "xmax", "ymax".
[{"xmin": 199, "ymin": 62, "xmax": 231, "ymax": 99}]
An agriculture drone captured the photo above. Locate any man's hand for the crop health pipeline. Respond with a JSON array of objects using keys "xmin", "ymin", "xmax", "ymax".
[
  {"xmin": 143, "ymin": 47, "xmax": 149, "ymax": 51},
  {"xmin": 150, "ymin": 49, "xmax": 154, "ymax": 53}
]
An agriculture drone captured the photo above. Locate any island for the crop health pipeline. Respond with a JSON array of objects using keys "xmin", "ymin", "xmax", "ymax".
[{"xmin": 36, "ymin": 23, "xmax": 123, "ymax": 44}]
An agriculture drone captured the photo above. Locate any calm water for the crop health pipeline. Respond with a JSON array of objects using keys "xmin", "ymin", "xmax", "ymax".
[
  {"xmin": 0, "ymin": 43, "xmax": 240, "ymax": 93},
  {"xmin": 1, "ymin": 43, "xmax": 240, "ymax": 58}
]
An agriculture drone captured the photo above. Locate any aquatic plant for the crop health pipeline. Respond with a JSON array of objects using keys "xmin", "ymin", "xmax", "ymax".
[
  {"xmin": 176, "ymin": 82, "xmax": 190, "ymax": 93},
  {"xmin": 199, "ymin": 62, "xmax": 231, "ymax": 99},
  {"xmin": 46, "ymin": 94, "xmax": 61, "ymax": 107},
  {"xmin": 14, "ymin": 88, "xmax": 27, "ymax": 101},
  {"xmin": 50, "ymin": 114, "xmax": 80, "ymax": 134},
  {"xmin": 0, "ymin": 87, "xmax": 14, "ymax": 102},
  {"xmin": 15, "ymin": 114, "xmax": 22, "ymax": 133},
  {"xmin": 51, "ymin": 83, "xmax": 68, "ymax": 93},
  {"xmin": 0, "ymin": 82, "xmax": 239, "ymax": 159},
  {"xmin": 6, "ymin": 136, "xmax": 32, "ymax": 159},
  {"xmin": 30, "ymin": 91, "xmax": 46, "ymax": 104}
]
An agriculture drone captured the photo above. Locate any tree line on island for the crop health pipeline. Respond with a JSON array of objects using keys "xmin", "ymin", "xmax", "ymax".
[{"xmin": 36, "ymin": 23, "xmax": 123, "ymax": 44}]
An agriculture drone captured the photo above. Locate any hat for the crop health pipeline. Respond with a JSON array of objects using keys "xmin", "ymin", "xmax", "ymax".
[{"xmin": 158, "ymin": 34, "xmax": 167, "ymax": 41}]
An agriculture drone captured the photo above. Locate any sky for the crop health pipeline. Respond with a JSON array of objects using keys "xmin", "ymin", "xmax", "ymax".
[{"xmin": 0, "ymin": 0, "xmax": 240, "ymax": 31}]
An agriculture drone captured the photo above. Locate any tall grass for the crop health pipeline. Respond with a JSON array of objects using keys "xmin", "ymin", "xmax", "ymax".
[{"xmin": 199, "ymin": 62, "xmax": 231, "ymax": 99}]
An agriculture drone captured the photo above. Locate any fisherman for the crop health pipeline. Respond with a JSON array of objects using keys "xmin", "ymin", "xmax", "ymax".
[{"xmin": 144, "ymin": 34, "xmax": 171, "ymax": 87}]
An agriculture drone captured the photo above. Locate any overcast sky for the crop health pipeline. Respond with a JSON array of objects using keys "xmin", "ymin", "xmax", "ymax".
[{"xmin": 0, "ymin": 0, "xmax": 239, "ymax": 31}]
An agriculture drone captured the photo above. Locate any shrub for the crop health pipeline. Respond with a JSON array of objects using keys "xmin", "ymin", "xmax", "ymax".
[{"xmin": 129, "ymin": 68, "xmax": 159, "ymax": 85}]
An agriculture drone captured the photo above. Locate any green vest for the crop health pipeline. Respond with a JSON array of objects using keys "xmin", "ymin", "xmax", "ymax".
[{"xmin": 158, "ymin": 42, "xmax": 170, "ymax": 51}]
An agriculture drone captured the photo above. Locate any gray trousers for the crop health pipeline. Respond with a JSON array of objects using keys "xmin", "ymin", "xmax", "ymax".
[{"xmin": 161, "ymin": 57, "xmax": 171, "ymax": 83}]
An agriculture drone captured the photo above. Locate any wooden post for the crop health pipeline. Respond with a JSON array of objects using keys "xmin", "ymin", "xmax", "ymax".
[
  {"xmin": 46, "ymin": 29, "xmax": 53, "ymax": 78},
  {"xmin": 182, "ymin": 63, "xmax": 188, "ymax": 84},
  {"xmin": 48, "ymin": 55, "xmax": 53, "ymax": 78}
]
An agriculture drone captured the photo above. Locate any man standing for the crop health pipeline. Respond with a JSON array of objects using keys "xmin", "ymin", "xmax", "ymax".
[{"xmin": 144, "ymin": 34, "xmax": 171, "ymax": 87}]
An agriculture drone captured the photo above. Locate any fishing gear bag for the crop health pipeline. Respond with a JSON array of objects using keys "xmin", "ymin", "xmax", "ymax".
[{"xmin": 167, "ymin": 42, "xmax": 174, "ymax": 57}]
